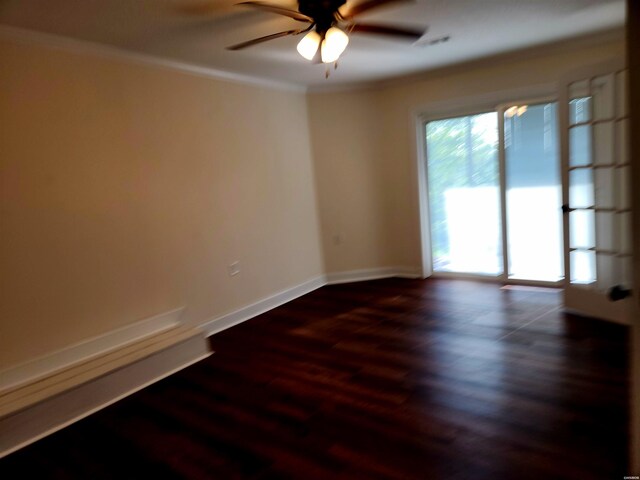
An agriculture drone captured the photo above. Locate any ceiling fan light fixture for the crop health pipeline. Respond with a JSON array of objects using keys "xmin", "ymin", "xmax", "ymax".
[
  {"xmin": 296, "ymin": 31, "xmax": 322, "ymax": 60},
  {"xmin": 225, "ymin": 0, "xmax": 427, "ymax": 75},
  {"xmin": 321, "ymin": 27, "xmax": 349, "ymax": 63}
]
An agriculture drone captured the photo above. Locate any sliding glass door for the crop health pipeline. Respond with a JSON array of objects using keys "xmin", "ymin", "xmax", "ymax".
[
  {"xmin": 425, "ymin": 101, "xmax": 563, "ymax": 283},
  {"xmin": 426, "ymin": 113, "xmax": 501, "ymax": 275},
  {"xmin": 504, "ymin": 103, "xmax": 563, "ymax": 281}
]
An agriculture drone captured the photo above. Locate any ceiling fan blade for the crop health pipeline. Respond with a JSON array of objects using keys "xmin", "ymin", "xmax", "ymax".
[
  {"xmin": 340, "ymin": 0, "xmax": 413, "ymax": 19},
  {"xmin": 350, "ymin": 23, "xmax": 425, "ymax": 40},
  {"xmin": 227, "ymin": 29, "xmax": 301, "ymax": 50},
  {"xmin": 236, "ymin": 1, "xmax": 313, "ymax": 22}
]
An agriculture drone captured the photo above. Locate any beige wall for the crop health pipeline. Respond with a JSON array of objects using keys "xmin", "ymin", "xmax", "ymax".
[
  {"xmin": 0, "ymin": 37, "xmax": 324, "ymax": 368},
  {"xmin": 306, "ymin": 90, "xmax": 398, "ymax": 273},
  {"xmin": 0, "ymin": 32, "xmax": 628, "ymax": 374},
  {"xmin": 308, "ymin": 38, "xmax": 626, "ymax": 275}
]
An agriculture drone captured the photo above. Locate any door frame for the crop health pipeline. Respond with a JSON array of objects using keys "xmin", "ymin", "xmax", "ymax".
[
  {"xmin": 559, "ymin": 58, "xmax": 631, "ymax": 324},
  {"xmin": 414, "ymin": 92, "xmax": 562, "ymax": 286},
  {"xmin": 413, "ymin": 101, "xmax": 502, "ymax": 279}
]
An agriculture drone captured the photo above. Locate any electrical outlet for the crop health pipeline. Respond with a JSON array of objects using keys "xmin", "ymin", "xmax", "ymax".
[{"xmin": 228, "ymin": 261, "xmax": 240, "ymax": 276}]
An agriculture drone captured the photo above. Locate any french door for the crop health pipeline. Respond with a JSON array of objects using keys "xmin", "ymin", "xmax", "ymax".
[
  {"xmin": 425, "ymin": 99, "xmax": 563, "ymax": 285},
  {"xmin": 561, "ymin": 61, "xmax": 632, "ymax": 323},
  {"xmin": 423, "ymin": 60, "xmax": 632, "ymax": 323}
]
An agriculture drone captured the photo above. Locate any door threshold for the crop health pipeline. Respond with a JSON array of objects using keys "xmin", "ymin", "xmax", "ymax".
[{"xmin": 501, "ymin": 284, "xmax": 561, "ymax": 293}]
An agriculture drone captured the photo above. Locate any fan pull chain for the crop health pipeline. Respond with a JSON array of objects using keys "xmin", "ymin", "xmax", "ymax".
[{"xmin": 324, "ymin": 61, "xmax": 339, "ymax": 79}]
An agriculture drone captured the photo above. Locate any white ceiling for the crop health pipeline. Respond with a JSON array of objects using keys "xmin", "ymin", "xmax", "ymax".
[{"xmin": 0, "ymin": 0, "xmax": 626, "ymax": 88}]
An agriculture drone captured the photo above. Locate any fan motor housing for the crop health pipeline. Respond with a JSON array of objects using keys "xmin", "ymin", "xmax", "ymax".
[{"xmin": 298, "ymin": 0, "xmax": 346, "ymax": 30}]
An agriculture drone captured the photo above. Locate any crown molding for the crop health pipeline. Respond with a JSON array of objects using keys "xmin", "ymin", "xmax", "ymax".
[
  {"xmin": 0, "ymin": 25, "xmax": 307, "ymax": 94},
  {"xmin": 0, "ymin": 24, "xmax": 625, "ymax": 97},
  {"xmin": 307, "ymin": 27, "xmax": 626, "ymax": 94}
]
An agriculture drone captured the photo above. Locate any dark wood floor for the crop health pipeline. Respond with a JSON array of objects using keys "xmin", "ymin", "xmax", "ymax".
[{"xmin": 1, "ymin": 278, "xmax": 629, "ymax": 479}]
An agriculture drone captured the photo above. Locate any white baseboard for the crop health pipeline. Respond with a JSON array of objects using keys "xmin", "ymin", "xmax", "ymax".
[
  {"xmin": 325, "ymin": 267, "xmax": 422, "ymax": 285},
  {"xmin": 0, "ymin": 307, "xmax": 185, "ymax": 393},
  {"xmin": 0, "ymin": 269, "xmax": 422, "ymax": 458},
  {"xmin": 1, "ymin": 270, "xmax": 419, "ymax": 394},
  {"xmin": 0, "ymin": 330, "xmax": 211, "ymax": 458},
  {"xmin": 201, "ymin": 275, "xmax": 327, "ymax": 336},
  {"xmin": 201, "ymin": 268, "xmax": 421, "ymax": 336}
]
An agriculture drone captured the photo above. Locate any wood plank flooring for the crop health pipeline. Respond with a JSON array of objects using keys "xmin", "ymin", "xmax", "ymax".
[{"xmin": 1, "ymin": 278, "xmax": 629, "ymax": 479}]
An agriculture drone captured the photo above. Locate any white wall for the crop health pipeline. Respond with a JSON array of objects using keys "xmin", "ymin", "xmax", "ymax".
[
  {"xmin": 308, "ymin": 36, "xmax": 626, "ymax": 276},
  {"xmin": 0, "ymin": 36, "xmax": 324, "ymax": 369},
  {"xmin": 0, "ymin": 28, "xmax": 630, "ymax": 416},
  {"xmin": 306, "ymin": 89, "xmax": 399, "ymax": 273}
]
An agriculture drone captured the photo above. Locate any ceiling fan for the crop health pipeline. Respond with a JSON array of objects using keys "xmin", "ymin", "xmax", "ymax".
[{"xmin": 223, "ymin": 0, "xmax": 427, "ymax": 66}]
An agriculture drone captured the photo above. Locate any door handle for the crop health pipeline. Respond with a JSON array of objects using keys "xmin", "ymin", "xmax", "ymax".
[{"xmin": 608, "ymin": 285, "xmax": 632, "ymax": 301}]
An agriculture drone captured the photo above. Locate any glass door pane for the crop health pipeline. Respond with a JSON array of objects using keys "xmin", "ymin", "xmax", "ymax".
[
  {"xmin": 504, "ymin": 102, "xmax": 563, "ymax": 281},
  {"xmin": 426, "ymin": 113, "xmax": 501, "ymax": 275},
  {"xmin": 566, "ymin": 72, "xmax": 630, "ymax": 289},
  {"xmin": 561, "ymin": 64, "xmax": 631, "ymax": 325}
]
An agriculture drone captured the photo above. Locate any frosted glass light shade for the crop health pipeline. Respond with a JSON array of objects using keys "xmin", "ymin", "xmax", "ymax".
[
  {"xmin": 321, "ymin": 27, "xmax": 349, "ymax": 63},
  {"xmin": 296, "ymin": 31, "xmax": 321, "ymax": 60}
]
